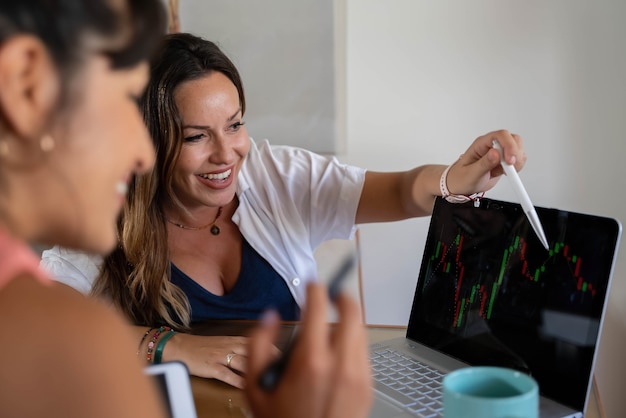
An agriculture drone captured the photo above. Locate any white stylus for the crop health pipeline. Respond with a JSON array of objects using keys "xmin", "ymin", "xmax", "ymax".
[{"xmin": 492, "ymin": 140, "xmax": 549, "ymax": 250}]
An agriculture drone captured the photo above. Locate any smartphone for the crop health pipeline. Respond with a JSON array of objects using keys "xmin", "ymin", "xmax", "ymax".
[{"xmin": 145, "ymin": 361, "xmax": 197, "ymax": 418}]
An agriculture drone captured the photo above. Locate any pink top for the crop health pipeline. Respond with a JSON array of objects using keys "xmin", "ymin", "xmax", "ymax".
[{"xmin": 0, "ymin": 228, "xmax": 50, "ymax": 291}]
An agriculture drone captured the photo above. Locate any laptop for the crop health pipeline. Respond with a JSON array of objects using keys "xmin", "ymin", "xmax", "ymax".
[{"xmin": 369, "ymin": 197, "xmax": 621, "ymax": 418}]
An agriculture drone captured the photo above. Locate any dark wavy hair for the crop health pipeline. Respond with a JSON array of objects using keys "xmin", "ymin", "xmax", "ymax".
[
  {"xmin": 93, "ymin": 33, "xmax": 246, "ymax": 328},
  {"xmin": 0, "ymin": 0, "xmax": 166, "ymax": 102}
]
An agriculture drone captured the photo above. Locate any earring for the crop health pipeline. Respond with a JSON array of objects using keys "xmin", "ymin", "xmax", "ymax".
[{"xmin": 40, "ymin": 134, "xmax": 55, "ymax": 153}]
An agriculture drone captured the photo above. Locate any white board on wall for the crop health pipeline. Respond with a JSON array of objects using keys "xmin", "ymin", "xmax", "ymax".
[{"xmin": 179, "ymin": 0, "xmax": 339, "ymax": 154}]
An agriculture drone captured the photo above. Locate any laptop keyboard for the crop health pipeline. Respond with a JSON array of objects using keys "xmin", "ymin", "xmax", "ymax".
[{"xmin": 370, "ymin": 348, "xmax": 444, "ymax": 418}]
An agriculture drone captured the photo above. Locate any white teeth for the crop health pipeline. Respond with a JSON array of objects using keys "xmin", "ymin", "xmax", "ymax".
[
  {"xmin": 116, "ymin": 181, "xmax": 128, "ymax": 195},
  {"xmin": 201, "ymin": 169, "xmax": 231, "ymax": 180}
]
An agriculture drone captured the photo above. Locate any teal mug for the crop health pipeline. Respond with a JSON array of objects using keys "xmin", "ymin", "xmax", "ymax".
[{"xmin": 442, "ymin": 366, "xmax": 539, "ymax": 418}]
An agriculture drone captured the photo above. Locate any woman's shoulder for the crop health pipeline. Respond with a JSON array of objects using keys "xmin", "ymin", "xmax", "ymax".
[
  {"xmin": 0, "ymin": 275, "xmax": 122, "ymax": 343},
  {"xmin": 244, "ymin": 137, "xmax": 329, "ymax": 175},
  {"xmin": 0, "ymin": 276, "xmax": 164, "ymax": 418},
  {"xmin": 248, "ymin": 137, "xmax": 311, "ymax": 158},
  {"xmin": 0, "ymin": 276, "xmax": 123, "ymax": 390}
]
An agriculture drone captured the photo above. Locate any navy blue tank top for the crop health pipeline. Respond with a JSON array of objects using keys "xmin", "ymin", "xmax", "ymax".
[{"xmin": 170, "ymin": 237, "xmax": 300, "ymax": 323}]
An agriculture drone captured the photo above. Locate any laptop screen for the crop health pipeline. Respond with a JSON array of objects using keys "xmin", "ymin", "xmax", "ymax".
[{"xmin": 407, "ymin": 197, "xmax": 621, "ymax": 411}]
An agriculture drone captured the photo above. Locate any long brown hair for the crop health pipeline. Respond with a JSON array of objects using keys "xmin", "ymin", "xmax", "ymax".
[{"xmin": 91, "ymin": 33, "xmax": 246, "ymax": 328}]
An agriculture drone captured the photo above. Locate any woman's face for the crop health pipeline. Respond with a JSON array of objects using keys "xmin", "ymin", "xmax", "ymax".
[
  {"xmin": 45, "ymin": 55, "xmax": 154, "ymax": 253},
  {"xmin": 171, "ymin": 71, "xmax": 250, "ymax": 212}
]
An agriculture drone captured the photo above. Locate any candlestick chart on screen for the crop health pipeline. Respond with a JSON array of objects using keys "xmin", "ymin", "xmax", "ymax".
[{"xmin": 416, "ymin": 204, "xmax": 613, "ymax": 332}]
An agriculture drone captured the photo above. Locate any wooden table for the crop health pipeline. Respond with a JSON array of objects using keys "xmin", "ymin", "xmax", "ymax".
[{"xmin": 189, "ymin": 323, "xmax": 604, "ymax": 418}]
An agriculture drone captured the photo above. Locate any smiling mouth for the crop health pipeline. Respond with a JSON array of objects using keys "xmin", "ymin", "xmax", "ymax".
[{"xmin": 199, "ymin": 169, "xmax": 232, "ymax": 181}]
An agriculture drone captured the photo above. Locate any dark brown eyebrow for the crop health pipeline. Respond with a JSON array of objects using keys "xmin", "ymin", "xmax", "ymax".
[
  {"xmin": 226, "ymin": 108, "xmax": 241, "ymax": 122},
  {"xmin": 182, "ymin": 108, "xmax": 242, "ymax": 130}
]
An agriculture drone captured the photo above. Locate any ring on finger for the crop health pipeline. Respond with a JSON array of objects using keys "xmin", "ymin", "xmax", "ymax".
[{"xmin": 226, "ymin": 352, "xmax": 238, "ymax": 368}]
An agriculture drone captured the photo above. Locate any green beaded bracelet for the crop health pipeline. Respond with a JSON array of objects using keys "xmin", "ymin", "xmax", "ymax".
[{"xmin": 153, "ymin": 330, "xmax": 177, "ymax": 364}]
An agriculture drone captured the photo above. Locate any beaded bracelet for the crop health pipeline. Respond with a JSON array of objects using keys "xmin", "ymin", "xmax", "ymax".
[
  {"xmin": 154, "ymin": 330, "xmax": 177, "ymax": 364},
  {"xmin": 439, "ymin": 164, "xmax": 483, "ymax": 206},
  {"xmin": 146, "ymin": 326, "xmax": 172, "ymax": 363},
  {"xmin": 137, "ymin": 327, "xmax": 155, "ymax": 356}
]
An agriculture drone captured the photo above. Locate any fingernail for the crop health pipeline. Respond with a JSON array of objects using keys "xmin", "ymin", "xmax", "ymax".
[{"xmin": 260, "ymin": 309, "xmax": 279, "ymax": 327}]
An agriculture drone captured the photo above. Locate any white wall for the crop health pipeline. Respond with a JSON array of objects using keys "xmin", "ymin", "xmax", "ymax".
[
  {"xmin": 179, "ymin": 0, "xmax": 338, "ymax": 154},
  {"xmin": 344, "ymin": 1, "xmax": 626, "ymax": 416}
]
